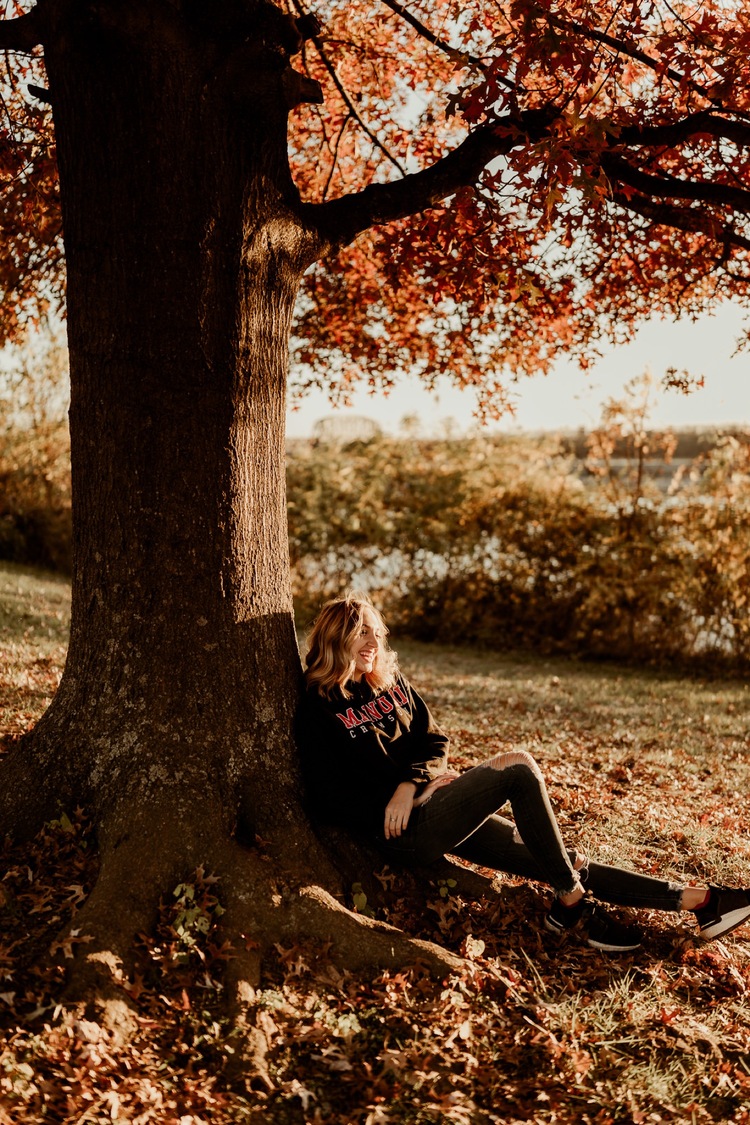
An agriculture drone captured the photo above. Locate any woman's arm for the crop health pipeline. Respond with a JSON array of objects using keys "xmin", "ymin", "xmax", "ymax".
[
  {"xmin": 384, "ymin": 781, "xmax": 417, "ymax": 839},
  {"xmin": 395, "ymin": 677, "xmax": 451, "ymax": 787}
]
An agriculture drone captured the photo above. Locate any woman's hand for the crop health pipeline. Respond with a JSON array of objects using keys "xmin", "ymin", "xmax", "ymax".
[
  {"xmin": 384, "ymin": 782, "xmax": 417, "ymax": 839},
  {"xmin": 413, "ymin": 770, "xmax": 460, "ymax": 807}
]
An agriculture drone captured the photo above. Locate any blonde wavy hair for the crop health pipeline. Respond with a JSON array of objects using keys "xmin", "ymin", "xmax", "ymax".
[{"xmin": 304, "ymin": 592, "xmax": 398, "ymax": 699}]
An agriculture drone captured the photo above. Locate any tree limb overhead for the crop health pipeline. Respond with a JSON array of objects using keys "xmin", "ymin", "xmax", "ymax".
[
  {"xmin": 603, "ymin": 152, "xmax": 750, "ymax": 212},
  {"xmin": 307, "ymin": 110, "xmax": 554, "ymax": 248},
  {"xmin": 0, "ymin": 7, "xmax": 44, "ymax": 52},
  {"xmin": 615, "ymin": 113, "xmax": 750, "ymax": 150},
  {"xmin": 610, "ymin": 189, "xmax": 750, "ymax": 253}
]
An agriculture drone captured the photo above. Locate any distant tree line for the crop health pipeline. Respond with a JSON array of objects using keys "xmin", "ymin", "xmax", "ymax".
[
  {"xmin": 3, "ymin": 388, "xmax": 749, "ymax": 670},
  {"xmin": 288, "ymin": 401, "xmax": 750, "ymax": 670}
]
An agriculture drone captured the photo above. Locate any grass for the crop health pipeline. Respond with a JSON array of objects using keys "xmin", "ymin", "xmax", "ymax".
[
  {"xmin": 1, "ymin": 561, "xmax": 750, "ymax": 1124},
  {"xmin": 0, "ymin": 560, "xmax": 70, "ymax": 744},
  {"xmin": 397, "ymin": 637, "xmax": 750, "ymax": 887}
]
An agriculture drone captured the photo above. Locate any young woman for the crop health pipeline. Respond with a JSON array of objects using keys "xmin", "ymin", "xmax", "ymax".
[{"xmin": 297, "ymin": 592, "xmax": 750, "ymax": 952}]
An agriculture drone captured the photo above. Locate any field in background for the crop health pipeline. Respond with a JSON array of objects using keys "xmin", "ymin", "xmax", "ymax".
[
  {"xmin": 289, "ymin": 425, "xmax": 750, "ymax": 672},
  {"xmin": 4, "ymin": 371, "xmax": 750, "ymax": 673},
  {"xmin": 2, "ymin": 562, "xmax": 750, "ymax": 1122},
  {"xmin": 0, "ymin": 561, "xmax": 70, "ymax": 744}
]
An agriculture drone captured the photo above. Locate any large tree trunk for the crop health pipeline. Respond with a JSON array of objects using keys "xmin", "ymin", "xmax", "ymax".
[
  {"xmin": 0, "ymin": 1, "xmax": 465, "ymax": 1026},
  {"xmin": 37, "ymin": 0, "xmax": 310, "ymax": 848}
]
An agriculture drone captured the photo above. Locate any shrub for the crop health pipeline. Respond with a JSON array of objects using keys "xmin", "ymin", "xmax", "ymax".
[
  {"xmin": 0, "ymin": 420, "xmax": 72, "ymax": 572},
  {"xmin": 288, "ymin": 416, "xmax": 750, "ymax": 671}
]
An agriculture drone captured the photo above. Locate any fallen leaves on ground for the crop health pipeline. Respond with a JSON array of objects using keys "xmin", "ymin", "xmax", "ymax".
[{"xmin": 1, "ymin": 569, "xmax": 750, "ymax": 1123}]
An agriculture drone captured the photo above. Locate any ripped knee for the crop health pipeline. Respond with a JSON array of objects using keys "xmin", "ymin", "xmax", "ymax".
[
  {"xmin": 484, "ymin": 749, "xmax": 543, "ymax": 780},
  {"xmin": 573, "ymin": 851, "xmax": 589, "ymax": 884}
]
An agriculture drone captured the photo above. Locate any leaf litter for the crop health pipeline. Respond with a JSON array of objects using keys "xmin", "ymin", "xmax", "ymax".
[{"xmin": 1, "ymin": 569, "xmax": 750, "ymax": 1122}]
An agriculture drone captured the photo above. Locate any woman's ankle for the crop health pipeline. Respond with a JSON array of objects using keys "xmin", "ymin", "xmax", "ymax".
[
  {"xmin": 559, "ymin": 888, "xmax": 585, "ymax": 908},
  {"xmin": 681, "ymin": 887, "xmax": 711, "ymax": 912}
]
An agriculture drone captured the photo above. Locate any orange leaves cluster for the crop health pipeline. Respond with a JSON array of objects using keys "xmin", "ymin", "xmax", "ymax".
[
  {"xmin": 293, "ymin": 189, "xmax": 581, "ymax": 419},
  {"xmin": 286, "ymin": 0, "xmax": 750, "ymax": 415},
  {"xmin": 0, "ymin": 46, "xmax": 62, "ymax": 347},
  {"xmin": 1, "ymin": 0, "xmax": 750, "ymax": 415},
  {"xmin": 287, "ymin": 0, "xmax": 464, "ymax": 203}
]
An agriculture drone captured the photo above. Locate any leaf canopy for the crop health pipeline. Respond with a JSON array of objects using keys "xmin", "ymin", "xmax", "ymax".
[
  {"xmin": 287, "ymin": 0, "xmax": 750, "ymax": 415},
  {"xmin": 2, "ymin": 0, "xmax": 750, "ymax": 415}
]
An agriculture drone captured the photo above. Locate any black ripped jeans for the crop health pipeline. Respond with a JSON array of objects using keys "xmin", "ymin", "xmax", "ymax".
[{"xmin": 377, "ymin": 754, "xmax": 684, "ymax": 910}]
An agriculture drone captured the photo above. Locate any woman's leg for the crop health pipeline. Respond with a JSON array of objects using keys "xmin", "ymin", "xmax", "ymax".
[
  {"xmin": 387, "ymin": 751, "xmax": 585, "ymax": 897},
  {"xmin": 381, "ymin": 752, "xmax": 651, "ymax": 951},
  {"xmin": 453, "ymin": 815, "xmax": 684, "ymax": 911}
]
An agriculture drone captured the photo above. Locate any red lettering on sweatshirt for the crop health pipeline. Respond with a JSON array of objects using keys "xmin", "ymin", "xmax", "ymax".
[
  {"xmin": 336, "ymin": 689, "xmax": 402, "ymax": 731},
  {"xmin": 336, "ymin": 707, "xmax": 364, "ymax": 730},
  {"xmin": 390, "ymin": 683, "xmax": 408, "ymax": 707}
]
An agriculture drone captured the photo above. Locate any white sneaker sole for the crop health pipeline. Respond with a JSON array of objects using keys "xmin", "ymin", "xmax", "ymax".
[
  {"xmin": 544, "ymin": 917, "xmax": 566, "ymax": 934},
  {"xmin": 587, "ymin": 936, "xmax": 642, "ymax": 952},
  {"xmin": 699, "ymin": 905, "xmax": 750, "ymax": 941}
]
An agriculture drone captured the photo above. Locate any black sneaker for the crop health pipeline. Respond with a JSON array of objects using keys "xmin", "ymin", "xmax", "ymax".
[
  {"xmin": 584, "ymin": 905, "xmax": 642, "ymax": 952},
  {"xmin": 695, "ymin": 887, "xmax": 750, "ymax": 941},
  {"xmin": 545, "ymin": 896, "xmax": 587, "ymax": 934},
  {"xmin": 545, "ymin": 898, "xmax": 642, "ymax": 952}
]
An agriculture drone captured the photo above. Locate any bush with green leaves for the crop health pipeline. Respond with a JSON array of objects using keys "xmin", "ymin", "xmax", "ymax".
[
  {"xmin": 3, "ymin": 353, "xmax": 748, "ymax": 668},
  {"xmin": 289, "ymin": 410, "xmax": 750, "ymax": 670},
  {"xmin": 0, "ymin": 420, "xmax": 71, "ymax": 572}
]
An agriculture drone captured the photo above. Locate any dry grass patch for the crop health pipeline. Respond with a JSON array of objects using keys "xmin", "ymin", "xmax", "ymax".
[{"xmin": 0, "ymin": 561, "xmax": 70, "ymax": 747}]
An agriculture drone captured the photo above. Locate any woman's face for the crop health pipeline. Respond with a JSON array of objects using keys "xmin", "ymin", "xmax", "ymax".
[{"xmin": 349, "ymin": 607, "xmax": 384, "ymax": 680}]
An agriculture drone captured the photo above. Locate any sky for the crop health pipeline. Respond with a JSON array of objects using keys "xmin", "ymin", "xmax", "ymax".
[{"xmin": 286, "ymin": 300, "xmax": 750, "ymax": 438}]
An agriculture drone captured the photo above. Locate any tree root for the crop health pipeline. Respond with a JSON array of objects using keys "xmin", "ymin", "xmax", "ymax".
[
  {"xmin": 212, "ymin": 837, "xmax": 468, "ymax": 1087},
  {"xmin": 0, "ymin": 735, "xmax": 67, "ymax": 843},
  {"xmin": 289, "ymin": 883, "xmax": 466, "ymax": 976},
  {"xmin": 220, "ymin": 840, "xmax": 464, "ymax": 982},
  {"xmin": 50, "ymin": 791, "xmax": 229, "ymax": 1024},
  {"xmin": 55, "ymin": 825, "xmax": 487, "ymax": 1022},
  {"xmin": 27, "ymin": 788, "xmax": 489, "ymax": 1078},
  {"xmin": 308, "ymin": 825, "xmax": 505, "ymax": 912}
]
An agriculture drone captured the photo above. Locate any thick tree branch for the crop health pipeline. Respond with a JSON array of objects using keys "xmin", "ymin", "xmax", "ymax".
[
  {"xmin": 0, "ymin": 7, "xmax": 44, "ymax": 52},
  {"xmin": 609, "ymin": 189, "xmax": 750, "ymax": 253},
  {"xmin": 617, "ymin": 114, "xmax": 750, "ymax": 150},
  {"xmin": 306, "ymin": 110, "xmax": 553, "ymax": 248},
  {"xmin": 303, "ymin": 83, "xmax": 750, "ymax": 259},
  {"xmin": 615, "ymin": 112, "xmax": 750, "ymax": 151},
  {"xmin": 602, "ymin": 152, "xmax": 750, "ymax": 212}
]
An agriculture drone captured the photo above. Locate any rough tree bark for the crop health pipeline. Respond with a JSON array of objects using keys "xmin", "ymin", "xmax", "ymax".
[{"xmin": 0, "ymin": 0, "xmax": 505, "ymax": 1031}]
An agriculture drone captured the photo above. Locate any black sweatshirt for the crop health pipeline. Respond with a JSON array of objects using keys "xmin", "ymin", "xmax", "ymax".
[{"xmin": 296, "ymin": 673, "xmax": 450, "ymax": 834}]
